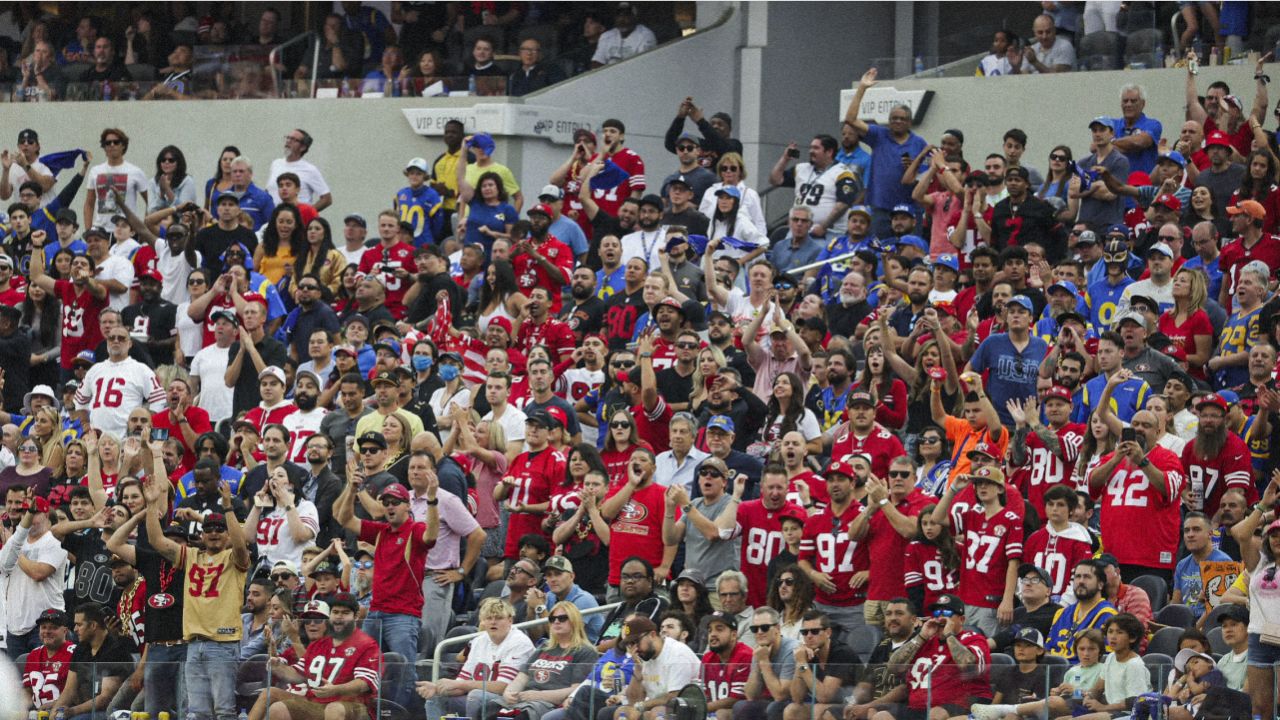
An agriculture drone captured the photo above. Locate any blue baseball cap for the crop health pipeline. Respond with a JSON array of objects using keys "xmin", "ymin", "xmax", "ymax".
[
  {"xmin": 1047, "ymin": 280, "xmax": 1078, "ymax": 296},
  {"xmin": 707, "ymin": 415, "xmax": 735, "ymax": 433},
  {"xmin": 934, "ymin": 254, "xmax": 959, "ymax": 272},
  {"xmin": 73, "ymin": 350, "xmax": 96, "ymax": 366},
  {"xmin": 1007, "ymin": 295, "xmax": 1034, "ymax": 313},
  {"xmin": 898, "ymin": 235, "xmax": 929, "ymax": 253},
  {"xmin": 470, "ymin": 133, "xmax": 496, "ymax": 156},
  {"xmin": 1088, "ymin": 116, "xmax": 1113, "ymax": 130},
  {"xmin": 1158, "ymin": 151, "xmax": 1187, "ymax": 168},
  {"xmin": 1105, "ymin": 224, "xmax": 1130, "ymax": 238},
  {"xmin": 1217, "ymin": 389, "xmax": 1240, "ymax": 405},
  {"xmin": 847, "ymin": 205, "xmax": 872, "ymax": 222},
  {"xmin": 890, "ymin": 204, "xmax": 915, "ymax": 216},
  {"xmin": 714, "ymin": 186, "xmax": 741, "ymax": 199}
]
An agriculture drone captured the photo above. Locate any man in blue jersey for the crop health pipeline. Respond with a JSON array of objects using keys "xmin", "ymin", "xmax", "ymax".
[
  {"xmin": 1086, "ymin": 240, "xmax": 1135, "ymax": 331},
  {"xmin": 1183, "ymin": 221, "xmax": 1224, "ymax": 303},
  {"xmin": 1074, "ymin": 330, "xmax": 1151, "ymax": 424},
  {"xmin": 395, "ymin": 158, "xmax": 444, "ymax": 247},
  {"xmin": 966, "ymin": 294, "xmax": 1048, "ymax": 429},
  {"xmin": 843, "ymin": 68, "xmax": 929, "ymax": 238},
  {"xmin": 1209, "ymin": 260, "xmax": 1268, "ymax": 390}
]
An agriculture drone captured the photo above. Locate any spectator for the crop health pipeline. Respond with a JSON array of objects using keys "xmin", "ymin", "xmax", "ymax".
[
  {"xmin": 985, "ymin": 167, "xmax": 1060, "ymax": 256},
  {"xmin": 848, "ymin": 458, "xmax": 931, "ymax": 625},
  {"xmin": 1194, "ymin": 131, "xmax": 1246, "ymax": 218},
  {"xmin": 592, "ymin": 4, "xmax": 657, "ymax": 68},
  {"xmin": 1079, "ymin": 118, "xmax": 1129, "ymax": 232},
  {"xmin": 1171, "ymin": 512, "xmax": 1233, "ymax": 619},
  {"xmin": 769, "ymin": 134, "xmax": 860, "ymax": 241},
  {"xmin": 508, "ymin": 38, "xmax": 563, "ymax": 97},
  {"xmin": 1016, "ymin": 15, "xmax": 1075, "ymax": 73},
  {"xmin": 1210, "ymin": 259, "xmax": 1267, "ymax": 389},
  {"xmin": 266, "ymin": 129, "xmax": 332, "ymax": 212},
  {"xmin": 1022, "ymin": 485, "xmax": 1094, "ymax": 602},
  {"xmin": 77, "ymin": 36, "xmax": 131, "ymax": 83},
  {"xmin": 976, "ymin": 29, "xmax": 1020, "ymax": 77},
  {"xmin": 875, "ymin": 594, "xmax": 991, "ymax": 720},
  {"xmin": 45, "ymin": 603, "xmax": 133, "ymax": 719},
  {"xmin": 1044, "ymin": 558, "xmax": 1117, "ymax": 663},
  {"xmin": 480, "ymin": 601, "xmax": 599, "ymax": 719},
  {"xmin": 844, "ymin": 68, "xmax": 929, "ymax": 237},
  {"xmin": 0, "ymin": 495, "xmax": 67, "ymax": 659},
  {"xmin": 418, "ymin": 596, "xmax": 536, "ymax": 718},
  {"xmin": 596, "ymin": 557, "xmax": 670, "ymax": 650}
]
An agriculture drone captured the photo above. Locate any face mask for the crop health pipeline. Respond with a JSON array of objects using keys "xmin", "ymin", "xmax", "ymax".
[
  {"xmin": 438, "ymin": 364, "xmax": 460, "ymax": 381},
  {"xmin": 412, "ymin": 356, "xmax": 433, "ymax": 372}
]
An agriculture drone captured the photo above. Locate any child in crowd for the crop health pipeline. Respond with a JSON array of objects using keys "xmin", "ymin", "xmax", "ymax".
[{"xmin": 970, "ymin": 628, "xmax": 1104, "ymax": 719}]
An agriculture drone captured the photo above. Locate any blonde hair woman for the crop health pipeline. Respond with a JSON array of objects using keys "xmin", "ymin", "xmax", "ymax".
[
  {"xmin": 481, "ymin": 601, "xmax": 600, "ymax": 719},
  {"xmin": 1157, "ymin": 267, "xmax": 1213, "ymax": 379},
  {"xmin": 417, "ymin": 597, "xmax": 537, "ymax": 719},
  {"xmin": 30, "ymin": 406, "xmax": 65, "ymax": 477},
  {"xmin": 698, "ymin": 152, "xmax": 767, "ymax": 235}
]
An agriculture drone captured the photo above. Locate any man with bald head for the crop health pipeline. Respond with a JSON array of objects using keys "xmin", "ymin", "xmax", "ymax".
[
  {"xmin": 1087, "ymin": 407, "xmax": 1184, "ymax": 583},
  {"xmin": 1013, "ymin": 14, "xmax": 1076, "ymax": 73}
]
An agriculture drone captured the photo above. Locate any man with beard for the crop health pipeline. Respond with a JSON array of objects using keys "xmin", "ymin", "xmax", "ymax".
[
  {"xmin": 298, "ymin": 434, "xmax": 344, "ymax": 546},
  {"xmin": 1008, "ymin": 389, "xmax": 1085, "ymax": 516},
  {"xmin": 239, "ymin": 578, "xmax": 274, "ymax": 659},
  {"xmin": 282, "ymin": 371, "xmax": 327, "ymax": 464},
  {"xmin": 595, "ymin": 234, "xmax": 627, "ymax": 298},
  {"xmin": 110, "ymin": 554, "xmax": 145, "ymax": 652},
  {"xmin": 603, "ymin": 257, "xmax": 648, "ymax": 350},
  {"xmin": 1044, "ymin": 559, "xmax": 1117, "ymax": 662},
  {"xmin": 809, "ymin": 207, "xmax": 876, "ymax": 303},
  {"xmin": 701, "ymin": 611, "xmax": 754, "ymax": 718},
  {"xmin": 1212, "ymin": 488, "xmax": 1247, "ymax": 559},
  {"xmin": 319, "ymin": 372, "xmax": 371, "ymax": 472},
  {"xmin": 987, "ymin": 166, "xmax": 1061, "ymax": 257},
  {"xmin": 1171, "ymin": 512, "xmax": 1233, "ymax": 620},
  {"xmin": 785, "ymin": 611, "xmax": 861, "ymax": 720},
  {"xmin": 1181, "ymin": 393, "xmax": 1253, "ymax": 518},
  {"xmin": 831, "ymin": 391, "xmax": 906, "ymax": 480},
  {"xmin": 706, "ymin": 311, "xmax": 755, "ymax": 389},
  {"xmin": 613, "ymin": 616, "xmax": 700, "ymax": 719},
  {"xmin": 150, "ymin": 378, "xmax": 213, "ymax": 471},
  {"xmin": 355, "ymin": 370, "xmax": 424, "ymax": 439},
  {"xmin": 122, "ymin": 270, "xmax": 178, "ymax": 365},
  {"xmin": 1088, "ymin": 406, "xmax": 1184, "ymax": 583},
  {"xmin": 23, "ymin": 609, "xmax": 75, "ymax": 711},
  {"xmin": 620, "ymin": 194, "xmax": 669, "ymax": 271},
  {"xmin": 523, "ymin": 359, "xmax": 583, "ymax": 444},
  {"xmin": 797, "ymin": 461, "xmax": 867, "ymax": 640},
  {"xmin": 843, "ymin": 598, "xmax": 917, "ymax": 720},
  {"xmin": 825, "ymin": 269, "xmax": 874, "ymax": 339},
  {"xmin": 662, "ymin": 230, "xmax": 707, "ymax": 301},
  {"xmin": 514, "ymin": 286, "xmax": 575, "ymax": 364},
  {"xmin": 887, "ymin": 266, "xmax": 934, "ymax": 346},
  {"xmin": 512, "ymin": 204, "xmax": 573, "ymax": 315},
  {"xmin": 251, "ymin": 593, "xmax": 382, "ymax": 719},
  {"xmin": 403, "ymin": 247, "xmax": 459, "ymax": 328},
  {"xmin": 239, "ymin": 424, "xmax": 308, "ymax": 501},
  {"xmin": 1075, "ymin": 334, "xmax": 1150, "ymax": 425},
  {"xmin": 46, "ymin": 602, "xmax": 133, "ymax": 720},
  {"xmin": 596, "ymin": 559, "xmax": 670, "ymax": 650},
  {"xmin": 848, "ymin": 458, "xmax": 933, "ymax": 627},
  {"xmin": 639, "ymin": 294, "xmax": 690, "ymax": 371},
  {"xmin": 562, "ymin": 266, "xmax": 605, "ymax": 339}
]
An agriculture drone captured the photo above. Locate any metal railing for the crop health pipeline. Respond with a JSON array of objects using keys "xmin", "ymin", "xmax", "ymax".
[
  {"xmin": 268, "ymin": 31, "xmax": 319, "ymax": 98},
  {"xmin": 425, "ymin": 601, "xmax": 622, "ymax": 681}
]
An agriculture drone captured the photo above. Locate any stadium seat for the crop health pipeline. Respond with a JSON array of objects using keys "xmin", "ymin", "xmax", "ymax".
[
  {"xmin": 382, "ymin": 651, "xmax": 409, "ymax": 690},
  {"xmin": 235, "ymin": 653, "xmax": 271, "ymax": 698},
  {"xmin": 1200, "ymin": 604, "xmax": 1236, "ymax": 632},
  {"xmin": 371, "ymin": 698, "xmax": 411, "ymax": 720},
  {"xmin": 1207, "ymin": 626, "xmax": 1229, "ymax": 655},
  {"xmin": 1078, "ymin": 31, "xmax": 1123, "ymax": 70},
  {"xmin": 1042, "ymin": 654, "xmax": 1069, "ymax": 686},
  {"xmin": 849, "ymin": 624, "xmax": 882, "ymax": 661},
  {"xmin": 127, "ymin": 63, "xmax": 157, "ymax": 81},
  {"xmin": 1142, "ymin": 652, "xmax": 1173, "ymax": 693},
  {"xmin": 990, "ymin": 652, "xmax": 1016, "ymax": 686},
  {"xmin": 1124, "ymin": 28, "xmax": 1165, "ymax": 68},
  {"xmin": 1146, "ymin": 626, "xmax": 1184, "ymax": 658},
  {"xmin": 1155, "ymin": 603, "xmax": 1195, "ymax": 629},
  {"xmin": 1131, "ymin": 575, "xmax": 1168, "ymax": 612}
]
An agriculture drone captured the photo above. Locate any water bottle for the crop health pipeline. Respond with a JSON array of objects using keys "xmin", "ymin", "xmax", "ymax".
[
  {"xmin": 468, "ymin": 74, "xmax": 477, "ymax": 94},
  {"xmin": 101, "ymin": 81, "xmax": 111, "ymax": 102},
  {"xmin": 53, "ymin": 710, "xmax": 65, "ymax": 720},
  {"xmin": 612, "ymin": 670, "xmax": 623, "ymax": 695},
  {"xmin": 1155, "ymin": 43, "xmax": 1164, "ymax": 67},
  {"xmin": 914, "ymin": 56, "xmax": 925, "ymax": 74}
]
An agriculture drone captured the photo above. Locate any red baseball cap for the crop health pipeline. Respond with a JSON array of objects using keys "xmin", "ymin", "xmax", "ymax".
[
  {"xmin": 1205, "ymin": 130, "xmax": 1232, "ymax": 148},
  {"xmin": 378, "ymin": 484, "xmax": 411, "ymax": 502},
  {"xmin": 1043, "ymin": 386, "xmax": 1072, "ymax": 403},
  {"xmin": 1196, "ymin": 393, "xmax": 1228, "ymax": 412},
  {"xmin": 1152, "ymin": 193, "xmax": 1181, "ymax": 212},
  {"xmin": 827, "ymin": 458, "xmax": 857, "ymax": 478},
  {"xmin": 489, "ymin": 316, "xmax": 513, "ymax": 335},
  {"xmin": 242, "ymin": 292, "xmax": 267, "ymax": 308},
  {"xmin": 140, "ymin": 269, "xmax": 164, "ymax": 283},
  {"xmin": 967, "ymin": 442, "xmax": 998, "ymax": 460},
  {"xmin": 778, "ymin": 505, "xmax": 807, "ymax": 525}
]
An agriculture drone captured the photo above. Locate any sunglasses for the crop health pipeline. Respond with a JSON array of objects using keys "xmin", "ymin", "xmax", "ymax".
[
  {"xmin": 270, "ymin": 573, "xmax": 295, "ymax": 581},
  {"xmin": 675, "ymin": 342, "xmax": 699, "ymax": 350},
  {"xmin": 612, "ymin": 361, "xmax": 635, "ymax": 369},
  {"xmin": 101, "ymin": 139, "xmax": 123, "ymax": 146},
  {"xmin": 298, "ymin": 284, "xmax": 320, "ymax": 291},
  {"xmin": 749, "ymin": 623, "xmax": 776, "ymax": 633},
  {"xmin": 381, "ymin": 498, "xmax": 404, "ymax": 507},
  {"xmin": 676, "ymin": 145, "xmax": 697, "ymax": 152},
  {"xmin": 1158, "ymin": 235, "xmax": 1180, "ymax": 242},
  {"xmin": 18, "ymin": 446, "xmax": 37, "ymax": 453},
  {"xmin": 888, "ymin": 470, "xmax": 912, "ymax": 479},
  {"xmin": 920, "ymin": 436, "xmax": 941, "ymax": 444},
  {"xmin": 778, "ymin": 577, "xmax": 795, "ymax": 586},
  {"xmin": 620, "ymin": 572, "xmax": 648, "ymax": 582},
  {"xmin": 720, "ymin": 166, "xmax": 741, "ymax": 172},
  {"xmin": 1049, "ymin": 154, "xmax": 1069, "ymax": 162},
  {"xmin": 548, "ymin": 614, "xmax": 570, "ymax": 624},
  {"xmin": 359, "ymin": 447, "xmax": 381, "ymax": 454},
  {"xmin": 610, "ymin": 421, "xmax": 632, "ymax": 429},
  {"xmin": 354, "ymin": 561, "xmax": 373, "ymax": 570},
  {"xmin": 931, "ymin": 609, "xmax": 955, "ymax": 618},
  {"xmin": 107, "ymin": 335, "xmax": 129, "ymax": 342},
  {"xmin": 161, "ymin": 157, "xmax": 177, "ymax": 163},
  {"xmin": 799, "ymin": 627, "xmax": 825, "ymax": 636},
  {"xmin": 303, "ymin": 618, "xmax": 326, "ymax": 624},
  {"xmin": 698, "ymin": 468, "xmax": 724, "ymax": 478}
]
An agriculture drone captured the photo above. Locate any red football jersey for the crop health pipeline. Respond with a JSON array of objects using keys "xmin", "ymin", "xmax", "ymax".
[
  {"xmin": 503, "ymin": 448, "xmax": 562, "ymax": 558},
  {"xmin": 293, "ymin": 629, "xmax": 382, "ymax": 705},
  {"xmin": 55, "ymin": 278, "xmax": 108, "ymax": 369},
  {"xmin": 1181, "ymin": 432, "xmax": 1255, "ymax": 517},
  {"xmin": 357, "ymin": 518, "xmax": 435, "ymax": 617},
  {"xmin": 601, "ymin": 446, "xmax": 641, "ymax": 491},
  {"xmin": 24, "ymin": 641, "xmax": 75, "ymax": 707},
  {"xmin": 701, "ymin": 643, "xmax": 753, "ymax": 704},
  {"xmin": 632, "ymin": 398, "xmax": 673, "ymax": 454},
  {"xmin": 243, "ymin": 402, "xmax": 298, "ymax": 434},
  {"xmin": 1092, "ymin": 446, "xmax": 1184, "ymax": 570},
  {"xmin": 798, "ymin": 501, "xmax": 867, "ymax": 607},
  {"xmin": 512, "ymin": 236, "xmax": 573, "ymax": 314},
  {"xmin": 951, "ymin": 504, "xmax": 1023, "ymax": 608},
  {"xmin": 864, "ymin": 490, "xmax": 933, "ymax": 601},
  {"xmin": 516, "ymin": 316, "xmax": 575, "ymax": 363},
  {"xmin": 358, "ymin": 241, "xmax": 416, "ymax": 319},
  {"xmin": 903, "ymin": 541, "xmax": 959, "ymax": 610},
  {"xmin": 1013, "ymin": 423, "xmax": 1086, "ymax": 516},
  {"xmin": 590, "ymin": 148, "xmax": 646, "ymax": 217},
  {"xmin": 1023, "ymin": 522, "xmax": 1094, "ymax": 601},
  {"xmin": 118, "ymin": 576, "xmax": 147, "ymax": 647},
  {"xmin": 1218, "ymin": 233, "xmax": 1280, "ymax": 299},
  {"xmin": 829, "ymin": 424, "xmax": 905, "ymax": 479},
  {"xmin": 606, "ymin": 482, "xmax": 669, "ymax": 584},
  {"xmin": 786, "ymin": 470, "xmax": 830, "ymax": 509},
  {"xmin": 905, "ymin": 632, "xmax": 991, "ymax": 709},
  {"xmin": 736, "ymin": 499, "xmax": 806, "ymax": 608},
  {"xmin": 650, "ymin": 336, "xmax": 678, "ymax": 372},
  {"xmin": 948, "ymin": 481, "xmax": 1025, "ymax": 531}
]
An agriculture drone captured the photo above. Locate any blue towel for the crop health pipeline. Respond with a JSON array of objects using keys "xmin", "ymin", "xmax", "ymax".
[
  {"xmin": 591, "ymin": 158, "xmax": 630, "ymax": 191},
  {"xmin": 39, "ymin": 149, "xmax": 87, "ymax": 176}
]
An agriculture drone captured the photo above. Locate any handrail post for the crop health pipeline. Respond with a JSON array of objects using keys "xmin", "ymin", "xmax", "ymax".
[{"xmin": 268, "ymin": 31, "xmax": 316, "ymax": 98}]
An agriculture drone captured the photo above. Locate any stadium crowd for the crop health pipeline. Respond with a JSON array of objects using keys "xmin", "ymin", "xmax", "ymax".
[{"xmin": 9, "ymin": 7, "xmax": 1280, "ymax": 720}]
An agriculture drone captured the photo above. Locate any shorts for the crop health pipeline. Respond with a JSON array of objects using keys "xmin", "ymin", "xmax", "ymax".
[
  {"xmin": 276, "ymin": 694, "xmax": 370, "ymax": 720},
  {"xmin": 902, "ymin": 698, "xmax": 991, "ymax": 720},
  {"xmin": 1247, "ymin": 632, "xmax": 1280, "ymax": 667}
]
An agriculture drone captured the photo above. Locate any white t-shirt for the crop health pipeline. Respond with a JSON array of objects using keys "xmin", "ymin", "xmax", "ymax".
[
  {"xmin": 266, "ymin": 157, "xmax": 330, "ymax": 205},
  {"xmin": 74, "ymin": 356, "xmax": 166, "ymax": 437},
  {"xmin": 284, "ymin": 408, "xmax": 328, "ymax": 463},
  {"xmin": 1, "ymin": 527, "xmax": 68, "ymax": 635},
  {"xmin": 175, "ymin": 302, "xmax": 204, "ymax": 364},
  {"xmin": 109, "ymin": 237, "xmax": 140, "ymax": 261},
  {"xmin": 254, "ymin": 500, "xmax": 320, "ymax": 567},
  {"xmin": 155, "ymin": 238, "xmax": 200, "ymax": 305},
  {"xmin": 1102, "ymin": 653, "xmax": 1151, "ymax": 705},
  {"xmin": 620, "ymin": 226, "xmax": 669, "ymax": 272},
  {"xmin": 637, "ymin": 637, "xmax": 701, "ymax": 700},
  {"xmin": 461, "ymin": 628, "xmax": 536, "ymax": 685},
  {"xmin": 96, "ymin": 254, "xmax": 136, "ymax": 311},
  {"xmin": 592, "ymin": 24, "xmax": 657, "ymax": 65},
  {"xmin": 6, "ymin": 160, "xmax": 55, "ymax": 205},
  {"xmin": 85, "ymin": 160, "xmax": 148, "ymax": 227},
  {"xmin": 430, "ymin": 385, "xmax": 472, "ymax": 445},
  {"xmin": 339, "ymin": 245, "xmax": 365, "ymax": 267},
  {"xmin": 483, "ymin": 404, "xmax": 527, "ymax": 447},
  {"xmin": 190, "ymin": 344, "xmax": 234, "ymax": 423}
]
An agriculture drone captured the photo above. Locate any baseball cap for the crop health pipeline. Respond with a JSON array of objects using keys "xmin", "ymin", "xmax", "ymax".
[
  {"xmin": 638, "ymin": 193, "xmax": 664, "ymax": 209},
  {"xmin": 890, "ymin": 204, "xmax": 914, "ymax": 216},
  {"xmin": 1266, "ymin": 518, "xmax": 1280, "ymax": 536},
  {"xmin": 1043, "ymin": 385, "xmax": 1073, "ymax": 403},
  {"xmin": 1152, "ymin": 194, "xmax": 1182, "ymax": 212},
  {"xmin": 544, "ymin": 556, "xmax": 575, "ymax": 575},
  {"xmin": 825, "ymin": 458, "xmax": 857, "ymax": 479},
  {"xmin": 848, "ymin": 389, "xmax": 876, "ymax": 408},
  {"xmin": 1105, "ymin": 223, "xmax": 1131, "ymax": 238},
  {"xmin": 73, "ymin": 350, "xmax": 96, "ymax": 367},
  {"xmin": 36, "ymin": 609, "xmax": 67, "ymax": 626},
  {"xmin": 1147, "ymin": 241, "xmax": 1174, "ymax": 258},
  {"xmin": 698, "ymin": 456, "xmax": 730, "ymax": 477},
  {"xmin": 299, "ymin": 600, "xmax": 330, "ymax": 619},
  {"xmin": 971, "ymin": 466, "xmax": 1007, "ymax": 487},
  {"xmin": 573, "ymin": 129, "xmax": 597, "ymax": 145},
  {"xmin": 83, "ymin": 225, "xmax": 110, "ymax": 240},
  {"xmin": 55, "ymin": 209, "xmax": 78, "ymax": 225},
  {"xmin": 707, "ymin": 415, "xmax": 735, "ymax": 433},
  {"xmin": 1047, "ymin": 280, "xmax": 1078, "ymax": 296},
  {"xmin": 928, "ymin": 594, "xmax": 965, "ymax": 614},
  {"xmin": 1013, "ymin": 627, "xmax": 1045, "ymax": 649},
  {"xmin": 1215, "ymin": 604, "xmax": 1249, "ymax": 625},
  {"xmin": 1075, "ymin": 230, "xmax": 1098, "ymax": 246},
  {"xmin": 1205, "ymin": 130, "xmax": 1232, "ymax": 149},
  {"xmin": 1095, "ymin": 552, "xmax": 1120, "ymax": 568},
  {"xmin": 358, "ymin": 431, "xmax": 389, "ymax": 450},
  {"xmin": 1158, "ymin": 151, "xmax": 1187, "ymax": 168},
  {"xmin": 525, "ymin": 409, "xmax": 559, "ymax": 429},
  {"xmin": 675, "ymin": 568, "xmax": 705, "ymax": 586},
  {"xmin": 312, "ymin": 561, "xmax": 340, "ymax": 577},
  {"xmin": 620, "ymin": 616, "xmax": 657, "ymax": 645},
  {"xmin": 378, "ymin": 483, "xmax": 410, "ymax": 502},
  {"xmin": 0, "ymin": 303, "xmax": 21, "ymax": 321},
  {"xmin": 17, "ymin": 128, "xmax": 38, "ymax": 144},
  {"xmin": 139, "ymin": 269, "xmax": 163, "ymax": 283},
  {"xmin": 371, "ymin": 370, "xmax": 397, "ymax": 387},
  {"xmin": 373, "ymin": 339, "xmax": 402, "ymax": 356},
  {"xmin": 1228, "ymin": 200, "xmax": 1267, "ymax": 220},
  {"xmin": 704, "ymin": 611, "xmax": 738, "ymax": 630},
  {"xmin": 1174, "ymin": 647, "xmax": 1215, "ymax": 673},
  {"xmin": 1018, "ymin": 563, "xmax": 1052, "ymax": 586},
  {"xmin": 257, "ymin": 366, "xmax": 286, "ymax": 385},
  {"xmin": 934, "ymin": 254, "xmax": 959, "ymax": 272},
  {"xmin": 1006, "ymin": 295, "xmax": 1034, "ymax": 313},
  {"xmin": 1114, "ymin": 311, "xmax": 1147, "ymax": 330},
  {"xmin": 1218, "ymin": 389, "xmax": 1241, "ymax": 405},
  {"xmin": 202, "ymin": 513, "xmax": 228, "ymax": 530},
  {"xmin": 1005, "ymin": 166, "xmax": 1030, "ymax": 181},
  {"xmin": 470, "ymin": 133, "xmax": 496, "ymax": 156},
  {"xmin": 714, "ymin": 186, "xmax": 741, "ymax": 200},
  {"xmin": 675, "ymin": 132, "xmax": 701, "ymax": 147},
  {"xmin": 344, "ymin": 214, "xmax": 367, "ymax": 228},
  {"xmin": 334, "ymin": 344, "xmax": 357, "ymax": 358},
  {"xmin": 1088, "ymin": 116, "xmax": 1113, "ymax": 130},
  {"xmin": 543, "ymin": 406, "xmax": 568, "ymax": 430},
  {"xmin": 898, "ymin": 235, "xmax": 929, "ymax": 254},
  {"xmin": 527, "ymin": 203, "xmax": 554, "ymax": 218},
  {"xmin": 538, "ymin": 184, "xmax": 564, "ymax": 201},
  {"xmin": 847, "ymin": 205, "xmax": 872, "ymax": 221},
  {"xmin": 966, "ymin": 442, "xmax": 998, "ymax": 460},
  {"xmin": 1196, "ymin": 393, "xmax": 1229, "ymax": 412},
  {"xmin": 404, "ymin": 157, "xmax": 430, "ymax": 173},
  {"xmin": 329, "ymin": 592, "xmax": 360, "ymax": 613}
]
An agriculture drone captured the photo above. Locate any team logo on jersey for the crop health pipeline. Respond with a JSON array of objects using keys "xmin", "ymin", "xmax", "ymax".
[
  {"xmin": 345, "ymin": 647, "xmax": 356, "ymax": 656},
  {"xmin": 148, "ymin": 594, "xmax": 175, "ymax": 608},
  {"xmin": 993, "ymin": 525, "xmax": 1007, "ymax": 537},
  {"xmin": 618, "ymin": 501, "xmax": 648, "ymax": 523},
  {"xmin": 94, "ymin": 553, "xmax": 109, "ymax": 563},
  {"xmin": 534, "ymin": 668, "xmax": 551, "ymax": 683},
  {"xmin": 51, "ymin": 662, "xmax": 61, "ymax": 671}
]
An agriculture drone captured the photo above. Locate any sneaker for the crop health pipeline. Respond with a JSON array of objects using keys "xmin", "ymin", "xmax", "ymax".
[{"xmin": 968, "ymin": 705, "xmax": 1009, "ymax": 720}]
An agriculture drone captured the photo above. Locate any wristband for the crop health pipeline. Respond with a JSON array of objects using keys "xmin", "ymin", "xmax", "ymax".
[
  {"xmin": 878, "ymin": 498, "xmax": 890, "ymax": 507},
  {"xmin": 426, "ymin": 498, "xmax": 439, "ymax": 506}
]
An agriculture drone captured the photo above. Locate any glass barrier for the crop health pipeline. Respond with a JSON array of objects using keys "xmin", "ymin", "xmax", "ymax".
[
  {"xmin": 26, "ymin": 74, "xmax": 518, "ymax": 103},
  {"xmin": 33, "ymin": 654, "xmax": 1261, "ymax": 719}
]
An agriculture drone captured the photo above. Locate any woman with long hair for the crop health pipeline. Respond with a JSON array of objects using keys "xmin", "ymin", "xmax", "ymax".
[
  {"xmin": 548, "ymin": 443, "xmax": 608, "ymax": 519},
  {"xmin": 22, "ymin": 281, "xmax": 61, "ymax": 388},
  {"xmin": 1181, "ymin": 185, "xmax": 1230, "ymax": 238},
  {"xmin": 47, "ymin": 439, "xmax": 88, "ymax": 507},
  {"xmin": 913, "ymin": 426, "xmax": 952, "ymax": 497},
  {"xmin": 50, "ymin": 249, "xmax": 75, "ymax": 280},
  {"xmin": 255, "ymin": 204, "xmax": 303, "ymax": 285},
  {"xmin": 85, "ymin": 432, "xmax": 124, "ymax": 502},
  {"xmin": 400, "ymin": 48, "xmax": 447, "ymax": 96},
  {"xmin": 706, "ymin": 187, "xmax": 767, "ymax": 261},
  {"xmin": 669, "ymin": 571, "xmax": 713, "ymax": 649},
  {"xmin": 332, "ymin": 263, "xmax": 360, "ymax": 314},
  {"xmin": 1036, "ymin": 144, "xmax": 1082, "ymax": 223},
  {"xmin": 429, "ymin": 353, "xmax": 470, "ymax": 444},
  {"xmin": 1072, "ymin": 410, "xmax": 1119, "ymax": 492},
  {"xmin": 476, "ymin": 258, "xmax": 527, "ymax": 333},
  {"xmin": 148, "ymin": 145, "xmax": 197, "ymax": 212},
  {"xmin": 754, "ymin": 371, "xmax": 822, "ymax": 458},
  {"xmin": 550, "ymin": 469, "xmax": 611, "ymax": 596},
  {"xmin": 482, "ymin": 601, "xmax": 600, "ymax": 720},
  {"xmin": 882, "ymin": 316, "xmax": 961, "ymax": 452},
  {"xmin": 601, "ymin": 408, "xmax": 644, "ymax": 489},
  {"xmin": 1232, "ymin": 148, "xmax": 1280, "ymax": 233},
  {"xmin": 904, "ymin": 505, "xmax": 961, "ymax": 613},
  {"xmin": 30, "ymin": 406, "xmax": 65, "ymax": 477},
  {"xmin": 204, "ymin": 145, "xmax": 241, "ymax": 209},
  {"xmin": 699, "ymin": 152, "xmax": 767, "ymax": 235},
  {"xmin": 689, "ymin": 345, "xmax": 727, "ymax": 415},
  {"xmin": 380, "ymin": 411, "xmax": 414, "ymax": 477},
  {"xmin": 456, "ymin": 141, "xmax": 518, "ymax": 253},
  {"xmin": 293, "ymin": 217, "xmax": 346, "ymax": 294},
  {"xmin": 1158, "ymin": 267, "xmax": 1213, "ymax": 379},
  {"xmin": 854, "ymin": 345, "xmax": 908, "ymax": 431},
  {"xmin": 450, "ymin": 410, "xmax": 509, "ymax": 564},
  {"xmin": 767, "ymin": 564, "xmax": 814, "ymax": 640}
]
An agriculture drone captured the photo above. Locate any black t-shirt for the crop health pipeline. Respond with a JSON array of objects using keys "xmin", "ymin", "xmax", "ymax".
[
  {"xmin": 0, "ymin": 329, "xmax": 30, "ymax": 413},
  {"xmin": 656, "ymin": 366, "xmax": 694, "ymax": 408},
  {"xmin": 562, "ymin": 296, "xmax": 606, "ymax": 339},
  {"xmin": 70, "ymin": 634, "xmax": 133, "ymax": 690},
  {"xmin": 123, "ymin": 299, "xmax": 179, "ymax": 366},
  {"xmin": 228, "ymin": 337, "xmax": 290, "ymax": 416},
  {"xmin": 62, "ymin": 528, "xmax": 121, "ymax": 610},
  {"xmin": 813, "ymin": 640, "xmax": 861, "ymax": 687},
  {"xmin": 995, "ymin": 664, "xmax": 1047, "ymax": 704},
  {"xmin": 602, "ymin": 288, "xmax": 646, "ymax": 350},
  {"xmin": 194, "ymin": 225, "xmax": 259, "ymax": 271},
  {"xmin": 135, "ymin": 539, "xmax": 185, "ymax": 644},
  {"xmin": 406, "ymin": 272, "xmax": 462, "ymax": 325}
]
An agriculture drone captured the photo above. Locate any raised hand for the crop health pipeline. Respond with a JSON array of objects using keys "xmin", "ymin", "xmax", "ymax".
[{"xmin": 858, "ymin": 67, "xmax": 878, "ymax": 89}]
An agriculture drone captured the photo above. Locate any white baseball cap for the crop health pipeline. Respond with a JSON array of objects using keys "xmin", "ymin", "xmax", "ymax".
[{"xmin": 405, "ymin": 157, "xmax": 430, "ymax": 173}]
